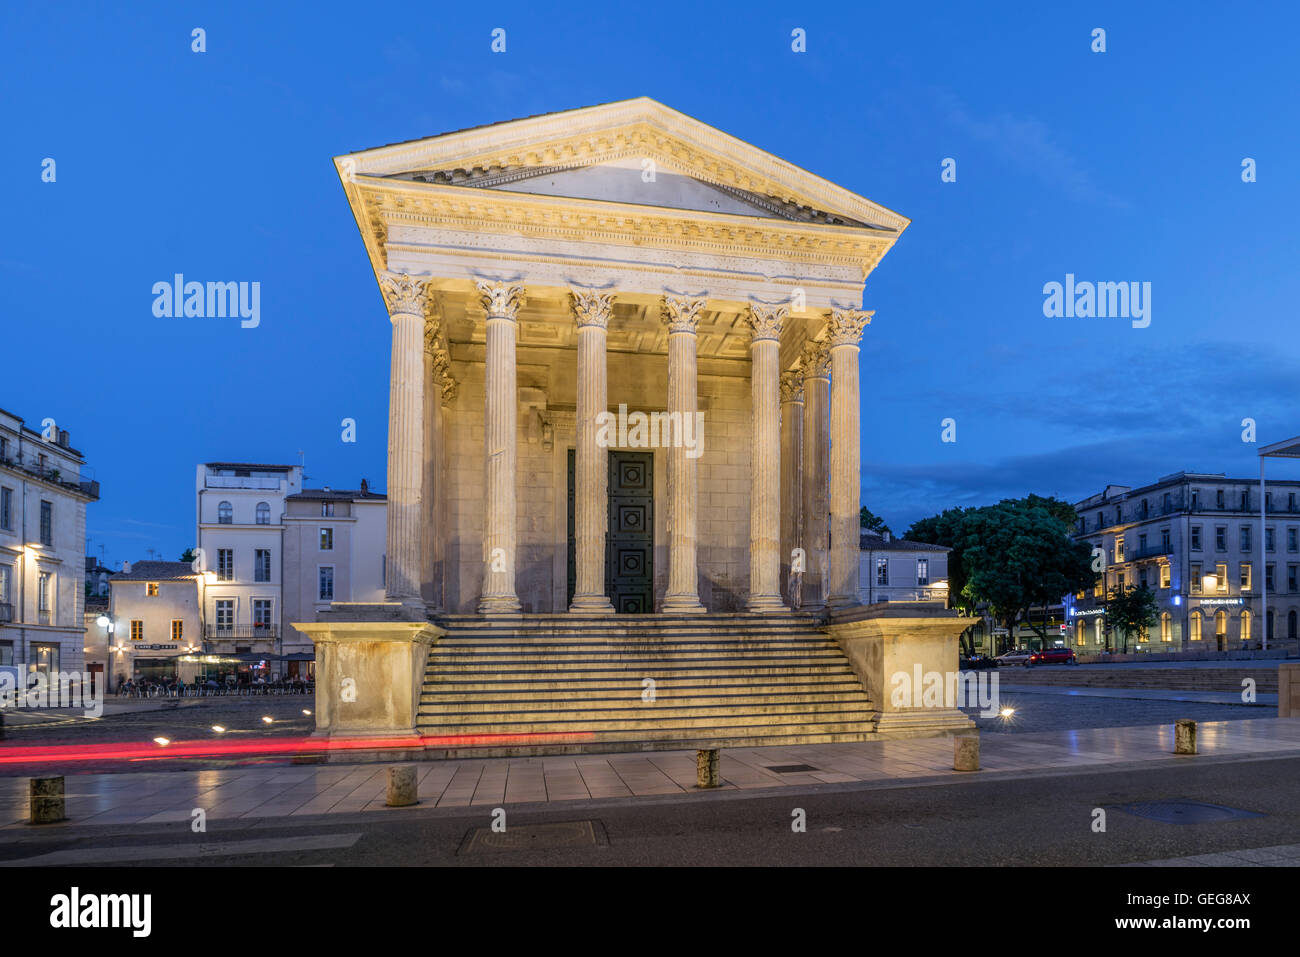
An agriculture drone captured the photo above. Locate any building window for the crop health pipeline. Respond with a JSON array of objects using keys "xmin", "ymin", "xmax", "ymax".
[
  {"xmin": 321, "ymin": 502, "xmax": 335, "ymax": 517},
  {"xmin": 1240, "ymin": 563, "xmax": 1252, "ymax": 591},
  {"xmin": 1215, "ymin": 563, "xmax": 1228, "ymax": 593},
  {"xmin": 1190, "ymin": 611, "xmax": 1202, "ymax": 641},
  {"xmin": 1138, "ymin": 533, "xmax": 1147, "ymax": 554},
  {"xmin": 916, "ymin": 559, "xmax": 929, "ymax": 586},
  {"xmin": 1266, "ymin": 564, "xmax": 1275, "ymax": 592},
  {"xmin": 1290, "ymin": 564, "xmax": 1298, "ymax": 593},
  {"xmin": 1161, "ymin": 528, "xmax": 1171, "ymax": 552},
  {"xmin": 215, "ymin": 600, "xmax": 234, "ymax": 630},
  {"xmin": 875, "ymin": 557, "xmax": 888, "ymax": 587},
  {"xmin": 1266, "ymin": 527, "xmax": 1275, "ymax": 552},
  {"xmin": 1160, "ymin": 613, "xmax": 1172, "ymax": 643},
  {"xmin": 218, "ymin": 501, "xmax": 233, "ymax": 524},
  {"xmin": 39, "ymin": 500, "xmax": 52, "ymax": 545},
  {"xmin": 1241, "ymin": 610, "xmax": 1252, "ymax": 644},
  {"xmin": 1096, "ymin": 512, "xmax": 1104, "ymax": 530},
  {"xmin": 130, "ymin": 619, "xmax": 144, "ymax": 641},
  {"xmin": 1162, "ymin": 492, "xmax": 1172, "ymax": 513},
  {"xmin": 319, "ymin": 566, "xmax": 335, "ymax": 601},
  {"xmin": 1290, "ymin": 610, "xmax": 1298, "ymax": 640},
  {"xmin": 1191, "ymin": 489, "xmax": 1200, "ymax": 510},
  {"xmin": 1190, "ymin": 562, "xmax": 1202, "ymax": 594},
  {"xmin": 1115, "ymin": 506, "xmax": 1122, "ymax": 525},
  {"xmin": 31, "ymin": 643, "xmax": 59, "ymax": 675},
  {"xmin": 1215, "ymin": 610, "xmax": 1228, "ymax": 643},
  {"xmin": 146, "ymin": 582, "xmax": 159, "ymax": 597},
  {"xmin": 1215, "ymin": 526, "xmax": 1226, "ymax": 551},
  {"xmin": 1240, "ymin": 490, "xmax": 1249, "ymax": 510},
  {"xmin": 1117, "ymin": 572, "xmax": 1125, "ymax": 591},
  {"xmin": 171, "ymin": 620, "xmax": 183, "ymax": 642},
  {"xmin": 37, "ymin": 571, "xmax": 52, "ymax": 623},
  {"xmin": 1160, "ymin": 563, "xmax": 1171, "ymax": 589},
  {"xmin": 217, "ymin": 548, "xmax": 234, "ymax": 581},
  {"xmin": 0, "ymin": 640, "xmax": 11, "ymax": 666},
  {"xmin": 1191, "ymin": 526, "xmax": 1202, "ymax": 551},
  {"xmin": 256, "ymin": 502, "xmax": 271, "ymax": 525},
  {"xmin": 1216, "ymin": 489, "xmax": 1225, "ymax": 509},
  {"xmin": 0, "ymin": 486, "xmax": 11, "ymax": 530},
  {"xmin": 1240, "ymin": 526, "xmax": 1251, "ymax": 552},
  {"xmin": 1139, "ymin": 499, "xmax": 1148, "ymax": 518},
  {"xmin": 253, "ymin": 599, "xmax": 273, "ymax": 629},
  {"xmin": 254, "ymin": 549, "xmax": 271, "ymax": 583},
  {"xmin": 1289, "ymin": 527, "xmax": 1299, "ymax": 552},
  {"xmin": 1290, "ymin": 492, "xmax": 1298, "ymax": 512},
  {"xmin": 319, "ymin": 527, "xmax": 334, "ymax": 551},
  {"xmin": 1115, "ymin": 537, "xmax": 1125, "ymax": 563}
]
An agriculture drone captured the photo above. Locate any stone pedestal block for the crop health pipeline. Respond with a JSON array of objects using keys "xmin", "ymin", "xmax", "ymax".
[
  {"xmin": 1280, "ymin": 663, "xmax": 1300, "ymax": 717},
  {"xmin": 30, "ymin": 776, "xmax": 65, "ymax": 824},
  {"xmin": 1174, "ymin": 719, "xmax": 1197, "ymax": 754},
  {"xmin": 953, "ymin": 735, "xmax": 980, "ymax": 771},
  {"xmin": 295, "ymin": 606, "xmax": 443, "ymax": 739},
  {"xmin": 696, "ymin": 748, "xmax": 720, "ymax": 788},
  {"xmin": 387, "ymin": 765, "xmax": 419, "ymax": 806},
  {"xmin": 827, "ymin": 602, "xmax": 977, "ymax": 738}
]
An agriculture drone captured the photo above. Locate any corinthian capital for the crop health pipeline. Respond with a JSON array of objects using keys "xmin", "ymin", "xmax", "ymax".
[
  {"xmin": 476, "ymin": 280, "xmax": 525, "ymax": 321},
  {"xmin": 380, "ymin": 272, "xmax": 432, "ymax": 319},
  {"xmin": 661, "ymin": 295, "xmax": 706, "ymax": 334},
  {"xmin": 571, "ymin": 288, "xmax": 615, "ymax": 329},
  {"xmin": 780, "ymin": 371, "xmax": 804, "ymax": 403},
  {"xmin": 745, "ymin": 303, "xmax": 787, "ymax": 342},
  {"xmin": 801, "ymin": 340, "xmax": 831, "ymax": 379},
  {"xmin": 826, "ymin": 307, "xmax": 873, "ymax": 347}
]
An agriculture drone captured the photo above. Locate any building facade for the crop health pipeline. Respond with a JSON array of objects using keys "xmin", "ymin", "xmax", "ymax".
[
  {"xmin": 858, "ymin": 532, "xmax": 949, "ymax": 605},
  {"xmin": 281, "ymin": 486, "xmax": 386, "ymax": 658},
  {"xmin": 333, "ymin": 97, "xmax": 906, "ymax": 617},
  {"xmin": 195, "ymin": 463, "xmax": 302, "ymax": 657},
  {"xmin": 0, "ymin": 407, "xmax": 99, "ymax": 683},
  {"xmin": 104, "ymin": 561, "xmax": 203, "ymax": 689},
  {"xmin": 1070, "ymin": 471, "xmax": 1300, "ymax": 652}
]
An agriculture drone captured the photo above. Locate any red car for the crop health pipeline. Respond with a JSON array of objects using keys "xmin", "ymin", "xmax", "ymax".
[{"xmin": 1026, "ymin": 647, "xmax": 1077, "ymax": 666}]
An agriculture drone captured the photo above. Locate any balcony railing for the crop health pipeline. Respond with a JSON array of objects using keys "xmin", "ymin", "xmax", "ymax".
[
  {"xmin": 205, "ymin": 625, "xmax": 278, "ymax": 639},
  {"xmin": 1129, "ymin": 543, "xmax": 1174, "ymax": 560},
  {"xmin": 206, "ymin": 476, "xmax": 282, "ymax": 490}
]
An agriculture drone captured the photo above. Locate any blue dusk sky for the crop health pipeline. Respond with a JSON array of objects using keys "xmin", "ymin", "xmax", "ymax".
[{"xmin": 3, "ymin": 0, "xmax": 1298, "ymax": 563}]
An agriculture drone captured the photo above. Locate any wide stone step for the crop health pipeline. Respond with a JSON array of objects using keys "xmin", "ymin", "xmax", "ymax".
[
  {"xmin": 419, "ymin": 697, "xmax": 872, "ymax": 720},
  {"xmin": 426, "ymin": 666, "xmax": 858, "ymax": 684},
  {"xmin": 415, "ymin": 714, "xmax": 874, "ymax": 736},
  {"xmin": 419, "ymin": 729, "xmax": 876, "ymax": 759},
  {"xmin": 432, "ymin": 638, "xmax": 840, "ymax": 651},
  {"xmin": 424, "ymin": 673, "xmax": 859, "ymax": 692},
  {"xmin": 427, "ymin": 652, "xmax": 847, "ymax": 668},
  {"xmin": 421, "ymin": 686, "xmax": 871, "ymax": 706}
]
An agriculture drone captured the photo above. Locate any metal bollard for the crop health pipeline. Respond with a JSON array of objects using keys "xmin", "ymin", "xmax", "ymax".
[
  {"xmin": 953, "ymin": 735, "xmax": 980, "ymax": 771},
  {"xmin": 696, "ymin": 749, "xmax": 720, "ymax": 788},
  {"xmin": 29, "ymin": 776, "xmax": 66, "ymax": 824},
  {"xmin": 386, "ymin": 765, "xmax": 418, "ymax": 807},
  {"xmin": 1174, "ymin": 719, "xmax": 1197, "ymax": 755}
]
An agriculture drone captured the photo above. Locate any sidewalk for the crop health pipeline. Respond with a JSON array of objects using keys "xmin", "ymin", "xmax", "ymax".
[
  {"xmin": 3, "ymin": 718, "xmax": 1299, "ymax": 830},
  {"xmin": 997, "ymin": 684, "xmax": 1279, "ymax": 706}
]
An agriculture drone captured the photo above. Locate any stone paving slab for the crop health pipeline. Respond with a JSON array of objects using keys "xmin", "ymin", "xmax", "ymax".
[{"xmin": 1, "ymin": 718, "xmax": 1298, "ymax": 830}]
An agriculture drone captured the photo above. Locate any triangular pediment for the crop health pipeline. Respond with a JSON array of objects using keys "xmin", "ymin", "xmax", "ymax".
[{"xmin": 338, "ymin": 98, "xmax": 907, "ymax": 233}]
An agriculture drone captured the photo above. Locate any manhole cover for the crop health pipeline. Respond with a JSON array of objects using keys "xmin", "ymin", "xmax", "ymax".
[
  {"xmin": 767, "ymin": 764, "xmax": 819, "ymax": 774},
  {"xmin": 458, "ymin": 820, "xmax": 607, "ymax": 855},
  {"xmin": 1113, "ymin": 801, "xmax": 1264, "ymax": 825}
]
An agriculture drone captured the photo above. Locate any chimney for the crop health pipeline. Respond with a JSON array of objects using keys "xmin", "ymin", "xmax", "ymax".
[
  {"xmin": 122, "ymin": 560, "xmax": 132, "ymax": 574},
  {"xmin": 883, "ymin": 530, "xmax": 891, "ymax": 543},
  {"xmin": 360, "ymin": 478, "xmax": 369, "ymax": 494}
]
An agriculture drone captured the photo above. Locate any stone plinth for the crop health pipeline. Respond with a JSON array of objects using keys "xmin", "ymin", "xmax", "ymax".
[
  {"xmin": 295, "ymin": 604, "xmax": 443, "ymax": 739},
  {"xmin": 1280, "ymin": 663, "xmax": 1300, "ymax": 717},
  {"xmin": 826, "ymin": 602, "xmax": 977, "ymax": 738}
]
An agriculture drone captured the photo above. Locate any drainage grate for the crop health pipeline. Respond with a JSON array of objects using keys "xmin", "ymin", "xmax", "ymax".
[
  {"xmin": 1113, "ymin": 801, "xmax": 1264, "ymax": 825},
  {"xmin": 458, "ymin": 819, "xmax": 608, "ymax": 855},
  {"xmin": 767, "ymin": 764, "xmax": 819, "ymax": 774}
]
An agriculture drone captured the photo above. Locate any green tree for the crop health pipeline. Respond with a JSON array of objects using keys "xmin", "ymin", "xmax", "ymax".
[
  {"xmin": 180, "ymin": 548, "xmax": 197, "ymax": 563},
  {"xmin": 904, "ymin": 506, "xmax": 978, "ymax": 653},
  {"xmin": 1106, "ymin": 584, "xmax": 1159, "ymax": 653},
  {"xmin": 859, "ymin": 506, "xmax": 891, "ymax": 535}
]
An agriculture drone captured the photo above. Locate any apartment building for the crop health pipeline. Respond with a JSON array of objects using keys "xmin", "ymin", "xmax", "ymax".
[
  {"xmin": 0, "ymin": 407, "xmax": 100, "ymax": 683},
  {"xmin": 104, "ymin": 560, "xmax": 203, "ymax": 689},
  {"xmin": 195, "ymin": 462, "xmax": 302, "ymax": 657},
  {"xmin": 281, "ymin": 484, "xmax": 386, "ymax": 663},
  {"xmin": 858, "ymin": 532, "xmax": 950, "ymax": 605},
  {"xmin": 1070, "ymin": 471, "xmax": 1300, "ymax": 652}
]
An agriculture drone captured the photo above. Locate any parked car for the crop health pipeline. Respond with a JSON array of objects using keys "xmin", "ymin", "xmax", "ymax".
[
  {"xmin": 1027, "ymin": 646, "xmax": 1077, "ymax": 666},
  {"xmin": 995, "ymin": 648, "xmax": 1034, "ymax": 666}
]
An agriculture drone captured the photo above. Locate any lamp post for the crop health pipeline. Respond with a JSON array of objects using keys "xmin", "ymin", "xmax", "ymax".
[{"xmin": 1257, "ymin": 436, "xmax": 1300, "ymax": 650}]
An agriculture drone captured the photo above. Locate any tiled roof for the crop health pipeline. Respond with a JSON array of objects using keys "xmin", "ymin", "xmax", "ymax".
[
  {"xmin": 860, "ymin": 533, "xmax": 949, "ymax": 552},
  {"xmin": 110, "ymin": 561, "xmax": 197, "ymax": 582}
]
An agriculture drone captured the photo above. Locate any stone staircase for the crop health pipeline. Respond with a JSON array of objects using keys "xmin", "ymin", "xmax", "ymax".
[{"xmin": 418, "ymin": 613, "xmax": 876, "ymax": 757}]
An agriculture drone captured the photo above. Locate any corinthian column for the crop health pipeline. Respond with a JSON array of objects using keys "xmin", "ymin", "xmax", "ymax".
[
  {"xmin": 801, "ymin": 340, "xmax": 830, "ymax": 610},
  {"xmin": 660, "ymin": 295, "xmax": 707, "ymax": 613},
  {"xmin": 380, "ymin": 272, "xmax": 430, "ymax": 605},
  {"xmin": 570, "ymin": 289, "xmax": 616, "ymax": 614},
  {"xmin": 779, "ymin": 370, "xmax": 804, "ymax": 603},
  {"xmin": 746, "ymin": 303, "xmax": 787, "ymax": 613},
  {"xmin": 476, "ymin": 280, "xmax": 525, "ymax": 615},
  {"xmin": 826, "ymin": 307, "xmax": 873, "ymax": 609}
]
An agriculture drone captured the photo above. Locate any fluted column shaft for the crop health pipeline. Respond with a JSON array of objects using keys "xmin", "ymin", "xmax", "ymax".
[
  {"xmin": 477, "ymin": 281, "xmax": 524, "ymax": 614},
  {"xmin": 571, "ymin": 290, "xmax": 616, "ymax": 613},
  {"xmin": 780, "ymin": 372, "xmax": 804, "ymax": 603},
  {"xmin": 827, "ymin": 308, "xmax": 872, "ymax": 608},
  {"xmin": 661, "ymin": 296, "xmax": 707, "ymax": 613},
  {"xmin": 380, "ymin": 273, "xmax": 429, "ymax": 603},
  {"xmin": 801, "ymin": 342, "xmax": 830, "ymax": 610},
  {"xmin": 746, "ymin": 304, "xmax": 787, "ymax": 612}
]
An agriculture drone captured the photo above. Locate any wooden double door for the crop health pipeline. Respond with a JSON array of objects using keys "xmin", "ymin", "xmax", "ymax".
[{"xmin": 567, "ymin": 450, "xmax": 654, "ymax": 613}]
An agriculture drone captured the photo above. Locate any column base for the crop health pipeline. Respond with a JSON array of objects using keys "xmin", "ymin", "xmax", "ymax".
[
  {"xmin": 661, "ymin": 596, "xmax": 707, "ymax": 614},
  {"xmin": 569, "ymin": 594, "xmax": 615, "ymax": 614},
  {"xmin": 747, "ymin": 594, "xmax": 788, "ymax": 613},
  {"xmin": 477, "ymin": 595, "xmax": 522, "ymax": 615}
]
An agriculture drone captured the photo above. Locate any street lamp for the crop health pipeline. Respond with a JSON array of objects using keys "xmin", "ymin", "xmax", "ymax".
[{"xmin": 1258, "ymin": 435, "xmax": 1300, "ymax": 650}]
